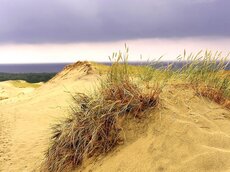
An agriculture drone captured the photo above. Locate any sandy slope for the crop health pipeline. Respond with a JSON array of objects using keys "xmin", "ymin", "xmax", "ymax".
[
  {"xmin": 81, "ymin": 85, "xmax": 230, "ymax": 172},
  {"xmin": 0, "ymin": 62, "xmax": 230, "ymax": 172},
  {"xmin": 0, "ymin": 62, "xmax": 100, "ymax": 172}
]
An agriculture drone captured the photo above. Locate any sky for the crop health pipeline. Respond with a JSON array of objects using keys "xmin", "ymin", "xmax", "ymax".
[{"xmin": 0, "ymin": 0, "xmax": 229, "ymax": 63}]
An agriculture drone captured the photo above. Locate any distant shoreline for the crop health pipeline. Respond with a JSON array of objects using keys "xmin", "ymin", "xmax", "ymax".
[{"xmin": 0, "ymin": 61, "xmax": 229, "ymax": 73}]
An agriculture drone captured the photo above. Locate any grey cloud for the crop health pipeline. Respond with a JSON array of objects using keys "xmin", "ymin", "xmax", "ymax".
[{"xmin": 0, "ymin": 0, "xmax": 229, "ymax": 43}]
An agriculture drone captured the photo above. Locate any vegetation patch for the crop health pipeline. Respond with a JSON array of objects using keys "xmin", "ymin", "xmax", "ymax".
[
  {"xmin": 43, "ymin": 47, "xmax": 162, "ymax": 172},
  {"xmin": 43, "ymin": 48, "xmax": 230, "ymax": 172},
  {"xmin": 195, "ymin": 85, "xmax": 228, "ymax": 106},
  {"xmin": 178, "ymin": 50, "xmax": 230, "ymax": 109}
]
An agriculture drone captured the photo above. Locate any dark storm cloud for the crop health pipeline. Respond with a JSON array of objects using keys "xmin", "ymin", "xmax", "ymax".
[{"xmin": 0, "ymin": 0, "xmax": 229, "ymax": 43}]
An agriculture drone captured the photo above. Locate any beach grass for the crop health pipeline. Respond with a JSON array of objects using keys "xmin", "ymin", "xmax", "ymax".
[
  {"xmin": 43, "ymin": 48, "xmax": 230, "ymax": 171},
  {"xmin": 43, "ymin": 47, "xmax": 165, "ymax": 172},
  {"xmin": 177, "ymin": 50, "xmax": 230, "ymax": 108}
]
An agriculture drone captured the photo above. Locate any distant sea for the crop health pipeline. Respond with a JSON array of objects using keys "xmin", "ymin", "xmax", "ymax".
[
  {"xmin": 0, "ymin": 63, "xmax": 71, "ymax": 73},
  {"xmin": 0, "ymin": 62, "xmax": 229, "ymax": 73}
]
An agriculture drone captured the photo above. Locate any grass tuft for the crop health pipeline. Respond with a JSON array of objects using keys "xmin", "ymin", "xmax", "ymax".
[
  {"xmin": 43, "ymin": 47, "xmax": 160, "ymax": 172},
  {"xmin": 179, "ymin": 50, "xmax": 230, "ymax": 108}
]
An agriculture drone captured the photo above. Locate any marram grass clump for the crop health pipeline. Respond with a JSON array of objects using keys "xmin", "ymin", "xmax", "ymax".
[
  {"xmin": 178, "ymin": 50, "xmax": 230, "ymax": 109},
  {"xmin": 43, "ymin": 48, "xmax": 160, "ymax": 172},
  {"xmin": 44, "ymin": 82, "xmax": 159, "ymax": 172}
]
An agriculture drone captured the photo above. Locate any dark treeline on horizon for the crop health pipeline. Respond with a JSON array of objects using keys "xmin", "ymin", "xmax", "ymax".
[{"xmin": 0, "ymin": 72, "xmax": 56, "ymax": 83}]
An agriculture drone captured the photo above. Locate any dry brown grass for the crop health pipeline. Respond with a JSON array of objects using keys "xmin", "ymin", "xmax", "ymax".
[
  {"xmin": 224, "ymin": 100, "xmax": 230, "ymax": 109},
  {"xmin": 195, "ymin": 84, "xmax": 230, "ymax": 109},
  {"xmin": 43, "ymin": 80, "xmax": 159, "ymax": 172},
  {"xmin": 43, "ymin": 46, "xmax": 161, "ymax": 172},
  {"xmin": 178, "ymin": 50, "xmax": 230, "ymax": 109}
]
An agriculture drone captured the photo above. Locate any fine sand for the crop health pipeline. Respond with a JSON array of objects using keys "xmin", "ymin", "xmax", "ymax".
[{"xmin": 1, "ymin": 62, "xmax": 230, "ymax": 172}]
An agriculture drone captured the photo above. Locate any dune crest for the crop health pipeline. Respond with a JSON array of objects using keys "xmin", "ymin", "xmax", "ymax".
[{"xmin": 49, "ymin": 61, "xmax": 95, "ymax": 83}]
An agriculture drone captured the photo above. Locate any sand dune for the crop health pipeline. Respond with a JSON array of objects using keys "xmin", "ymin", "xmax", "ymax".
[
  {"xmin": 0, "ymin": 62, "xmax": 230, "ymax": 172},
  {"xmin": 0, "ymin": 62, "xmax": 100, "ymax": 171},
  {"xmin": 81, "ymin": 85, "xmax": 230, "ymax": 172}
]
